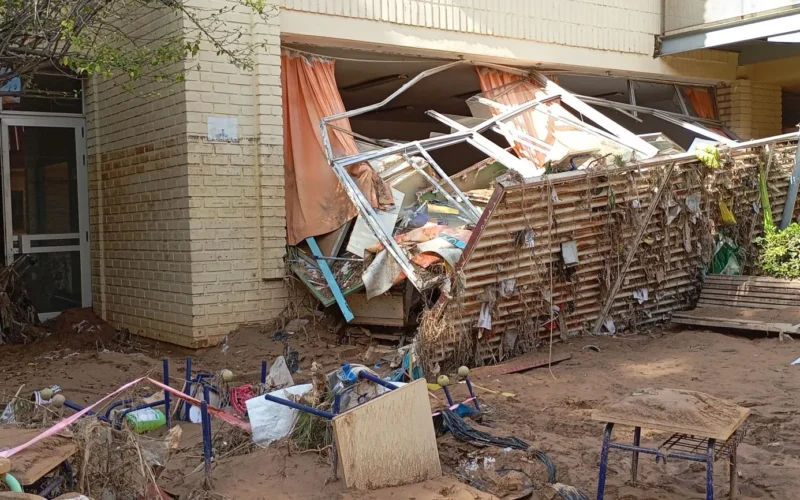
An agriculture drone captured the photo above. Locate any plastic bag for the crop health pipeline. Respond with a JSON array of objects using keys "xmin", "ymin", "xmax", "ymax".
[
  {"xmin": 711, "ymin": 236, "xmax": 742, "ymax": 275},
  {"xmin": 719, "ymin": 199, "xmax": 737, "ymax": 225}
]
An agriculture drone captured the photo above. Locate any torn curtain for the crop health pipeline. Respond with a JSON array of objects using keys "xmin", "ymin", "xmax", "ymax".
[
  {"xmin": 683, "ymin": 86, "xmax": 728, "ymax": 136},
  {"xmin": 282, "ymin": 52, "xmax": 394, "ymax": 246},
  {"xmin": 683, "ymin": 87, "xmax": 717, "ymax": 120},
  {"xmin": 474, "ymin": 68, "xmax": 582, "ymax": 167}
]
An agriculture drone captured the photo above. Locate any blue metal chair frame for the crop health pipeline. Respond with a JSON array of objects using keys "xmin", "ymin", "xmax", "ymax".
[{"xmin": 596, "ymin": 423, "xmax": 741, "ymax": 500}]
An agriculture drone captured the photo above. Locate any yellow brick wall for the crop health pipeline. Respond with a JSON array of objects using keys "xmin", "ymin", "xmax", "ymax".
[
  {"xmin": 283, "ymin": 0, "xmax": 663, "ymax": 56},
  {"xmin": 182, "ymin": 1, "xmax": 289, "ymax": 344},
  {"xmin": 85, "ymin": 8, "xmax": 196, "ymax": 344},
  {"xmin": 717, "ymin": 81, "xmax": 783, "ymax": 140},
  {"xmin": 86, "ymin": 1, "xmax": 289, "ymax": 347}
]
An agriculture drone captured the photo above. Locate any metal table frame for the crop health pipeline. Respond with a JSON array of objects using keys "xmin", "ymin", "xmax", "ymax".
[{"xmin": 596, "ymin": 423, "xmax": 741, "ymax": 500}]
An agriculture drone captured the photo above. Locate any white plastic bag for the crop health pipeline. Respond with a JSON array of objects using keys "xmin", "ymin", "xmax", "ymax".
[{"xmin": 246, "ymin": 384, "xmax": 313, "ymax": 446}]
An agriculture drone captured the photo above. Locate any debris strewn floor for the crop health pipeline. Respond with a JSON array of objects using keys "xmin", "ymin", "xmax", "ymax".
[{"xmin": 2, "ymin": 320, "xmax": 800, "ymax": 499}]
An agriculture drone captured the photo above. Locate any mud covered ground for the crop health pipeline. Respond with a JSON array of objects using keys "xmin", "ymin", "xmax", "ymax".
[{"xmin": 1, "ymin": 311, "xmax": 798, "ymax": 499}]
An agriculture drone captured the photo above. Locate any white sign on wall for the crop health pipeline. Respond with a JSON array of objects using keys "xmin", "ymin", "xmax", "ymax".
[{"xmin": 207, "ymin": 116, "xmax": 239, "ymax": 142}]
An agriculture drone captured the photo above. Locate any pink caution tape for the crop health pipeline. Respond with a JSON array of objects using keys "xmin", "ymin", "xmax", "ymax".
[
  {"xmin": 1, "ymin": 376, "xmax": 250, "ymax": 459},
  {"xmin": 145, "ymin": 377, "xmax": 250, "ymax": 431}
]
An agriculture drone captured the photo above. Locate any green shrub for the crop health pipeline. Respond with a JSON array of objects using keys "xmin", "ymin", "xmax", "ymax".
[{"xmin": 757, "ymin": 222, "xmax": 800, "ymax": 279}]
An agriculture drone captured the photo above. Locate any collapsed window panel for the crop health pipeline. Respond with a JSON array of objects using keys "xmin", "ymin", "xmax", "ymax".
[{"xmin": 282, "ymin": 47, "xmax": 750, "ymax": 329}]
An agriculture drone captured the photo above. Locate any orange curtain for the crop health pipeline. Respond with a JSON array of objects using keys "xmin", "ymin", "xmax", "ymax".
[
  {"xmin": 282, "ymin": 53, "xmax": 394, "ymax": 246},
  {"xmin": 474, "ymin": 68, "xmax": 576, "ymax": 166},
  {"xmin": 684, "ymin": 87, "xmax": 718, "ymax": 120},
  {"xmin": 683, "ymin": 86, "xmax": 728, "ymax": 136}
]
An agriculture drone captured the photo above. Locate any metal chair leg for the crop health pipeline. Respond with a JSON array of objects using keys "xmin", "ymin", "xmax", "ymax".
[
  {"xmin": 632, "ymin": 426, "xmax": 641, "ymax": 486},
  {"xmin": 729, "ymin": 441, "xmax": 738, "ymax": 500},
  {"xmin": 597, "ymin": 423, "xmax": 614, "ymax": 500},
  {"xmin": 706, "ymin": 438, "xmax": 716, "ymax": 500}
]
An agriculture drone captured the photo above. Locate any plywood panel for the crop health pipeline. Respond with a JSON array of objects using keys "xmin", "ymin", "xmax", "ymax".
[
  {"xmin": 592, "ymin": 388, "xmax": 750, "ymax": 441},
  {"xmin": 333, "ymin": 379, "xmax": 441, "ymax": 490},
  {"xmin": 0, "ymin": 426, "xmax": 76, "ymax": 485}
]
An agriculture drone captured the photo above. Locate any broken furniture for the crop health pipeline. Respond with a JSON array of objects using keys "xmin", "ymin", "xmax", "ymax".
[
  {"xmin": 672, "ymin": 274, "xmax": 800, "ymax": 334},
  {"xmin": 592, "ymin": 388, "xmax": 750, "ymax": 500},
  {"xmin": 0, "ymin": 427, "xmax": 76, "ymax": 495},
  {"xmin": 333, "ymin": 379, "xmax": 441, "ymax": 489},
  {"xmin": 347, "ymin": 281, "xmax": 416, "ymax": 327}
]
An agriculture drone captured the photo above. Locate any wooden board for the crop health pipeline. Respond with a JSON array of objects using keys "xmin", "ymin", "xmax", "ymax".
[
  {"xmin": 697, "ymin": 275, "xmax": 800, "ymax": 310},
  {"xmin": 0, "ymin": 426, "xmax": 77, "ymax": 485},
  {"xmin": 473, "ymin": 352, "xmax": 572, "ymax": 378},
  {"xmin": 332, "ymin": 379, "xmax": 441, "ymax": 490},
  {"xmin": 672, "ymin": 306, "xmax": 800, "ymax": 334},
  {"xmin": 348, "ymin": 291, "xmax": 407, "ymax": 327},
  {"xmin": 592, "ymin": 388, "xmax": 750, "ymax": 441},
  {"xmin": 705, "ymin": 275, "xmax": 800, "ymax": 288}
]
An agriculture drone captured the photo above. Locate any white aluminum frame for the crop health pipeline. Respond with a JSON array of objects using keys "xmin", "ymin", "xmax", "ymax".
[{"xmin": 0, "ymin": 114, "xmax": 92, "ymax": 311}]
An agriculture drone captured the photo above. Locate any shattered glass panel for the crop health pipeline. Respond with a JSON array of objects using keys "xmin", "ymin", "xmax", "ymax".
[{"xmin": 468, "ymin": 85, "xmax": 635, "ymax": 173}]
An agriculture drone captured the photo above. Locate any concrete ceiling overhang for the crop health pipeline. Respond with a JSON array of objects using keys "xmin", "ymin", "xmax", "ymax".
[{"xmin": 657, "ymin": 8, "xmax": 800, "ymax": 65}]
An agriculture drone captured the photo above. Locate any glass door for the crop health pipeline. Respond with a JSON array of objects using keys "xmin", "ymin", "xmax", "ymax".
[{"xmin": 0, "ymin": 116, "xmax": 90, "ymax": 319}]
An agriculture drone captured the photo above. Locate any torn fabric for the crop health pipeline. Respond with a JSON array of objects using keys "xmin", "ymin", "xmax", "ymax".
[
  {"xmin": 474, "ymin": 68, "xmax": 626, "ymax": 169},
  {"xmin": 362, "ymin": 225, "xmax": 471, "ymax": 298},
  {"xmin": 683, "ymin": 87, "xmax": 727, "ymax": 136},
  {"xmin": 282, "ymin": 52, "xmax": 394, "ymax": 245}
]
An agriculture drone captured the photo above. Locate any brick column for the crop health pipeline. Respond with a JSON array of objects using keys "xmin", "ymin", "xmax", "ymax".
[
  {"xmin": 183, "ymin": 2, "xmax": 288, "ymax": 346},
  {"xmin": 717, "ymin": 80, "xmax": 782, "ymax": 140}
]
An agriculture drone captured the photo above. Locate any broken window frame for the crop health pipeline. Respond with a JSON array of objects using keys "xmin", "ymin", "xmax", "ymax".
[
  {"xmin": 576, "ymin": 94, "xmax": 737, "ymax": 145},
  {"xmin": 464, "ymin": 95, "xmax": 641, "ymax": 157},
  {"xmin": 319, "ymin": 61, "xmax": 664, "ymax": 291}
]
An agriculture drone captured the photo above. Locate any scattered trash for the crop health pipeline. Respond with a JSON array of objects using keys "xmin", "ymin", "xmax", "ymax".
[
  {"xmin": 0, "ymin": 256, "xmax": 45, "ymax": 345},
  {"xmin": 270, "ymin": 330, "xmax": 290, "ymax": 341},
  {"xmin": 551, "ymin": 483, "xmax": 591, "ymax": 500},
  {"xmin": 477, "ymin": 303, "xmax": 492, "ymax": 330},
  {"xmin": 283, "ymin": 318, "xmax": 310, "ymax": 333},
  {"xmin": 461, "ymin": 381, "xmax": 516, "ymax": 398},
  {"xmin": 791, "ymin": 356, "xmax": 800, "ymax": 366},
  {"xmin": 582, "ymin": 345, "xmax": 601, "ymax": 353},
  {"xmin": 601, "ymin": 318, "xmax": 616, "ymax": 335},
  {"xmin": 284, "ymin": 347, "xmax": 300, "ymax": 374},
  {"xmin": 439, "ymin": 408, "xmax": 529, "ymax": 450},
  {"xmin": 246, "ymin": 383, "xmax": 313, "ymax": 446},
  {"xmin": 265, "ymin": 356, "xmax": 295, "ymax": 389},
  {"xmin": 632, "ymin": 288, "xmax": 648, "ymax": 304},
  {"xmin": 685, "ymin": 193, "xmax": 700, "ymax": 213}
]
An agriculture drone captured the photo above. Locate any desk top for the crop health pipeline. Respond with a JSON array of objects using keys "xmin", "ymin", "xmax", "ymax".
[
  {"xmin": 592, "ymin": 388, "xmax": 750, "ymax": 441},
  {"xmin": 0, "ymin": 426, "xmax": 77, "ymax": 485}
]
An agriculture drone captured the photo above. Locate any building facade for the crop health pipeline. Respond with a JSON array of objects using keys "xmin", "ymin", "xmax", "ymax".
[{"xmin": 3, "ymin": 1, "xmax": 798, "ymax": 346}]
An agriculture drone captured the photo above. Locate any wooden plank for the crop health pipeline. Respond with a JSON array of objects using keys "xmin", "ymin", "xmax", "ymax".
[
  {"xmin": 672, "ymin": 316, "xmax": 800, "ymax": 334},
  {"xmin": 705, "ymin": 275, "xmax": 800, "ymax": 289},
  {"xmin": 333, "ymin": 379, "xmax": 441, "ymax": 490},
  {"xmin": 699, "ymin": 291, "xmax": 800, "ymax": 307},
  {"xmin": 307, "ymin": 237, "xmax": 354, "ymax": 322},
  {"xmin": 672, "ymin": 306, "xmax": 800, "ymax": 333},
  {"xmin": 473, "ymin": 352, "xmax": 572, "ymax": 378},
  {"xmin": 592, "ymin": 388, "xmax": 750, "ymax": 441},
  {"xmin": 701, "ymin": 284, "xmax": 800, "ymax": 300},
  {"xmin": 0, "ymin": 427, "xmax": 76, "ymax": 485},
  {"xmin": 349, "ymin": 291, "xmax": 407, "ymax": 327},
  {"xmin": 699, "ymin": 295, "xmax": 800, "ymax": 307},
  {"xmin": 316, "ymin": 220, "xmax": 353, "ymax": 257},
  {"xmin": 697, "ymin": 299, "xmax": 791, "ymax": 310}
]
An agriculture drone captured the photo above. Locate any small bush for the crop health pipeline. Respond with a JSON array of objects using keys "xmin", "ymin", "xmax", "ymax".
[{"xmin": 757, "ymin": 222, "xmax": 800, "ymax": 279}]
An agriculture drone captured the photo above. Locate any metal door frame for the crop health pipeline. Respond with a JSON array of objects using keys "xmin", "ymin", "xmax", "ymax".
[{"xmin": 0, "ymin": 114, "xmax": 91, "ymax": 311}]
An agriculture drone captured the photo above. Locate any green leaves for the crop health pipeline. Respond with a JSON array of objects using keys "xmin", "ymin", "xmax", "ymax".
[
  {"xmin": 757, "ymin": 223, "xmax": 800, "ymax": 279},
  {"xmin": 696, "ymin": 146, "xmax": 721, "ymax": 169},
  {"xmin": 3, "ymin": 0, "xmax": 279, "ymax": 91}
]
